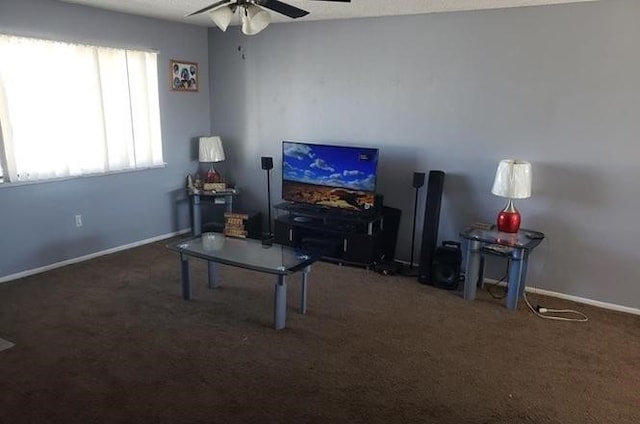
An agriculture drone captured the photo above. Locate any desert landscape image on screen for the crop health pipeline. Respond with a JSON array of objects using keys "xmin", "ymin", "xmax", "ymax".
[{"xmin": 282, "ymin": 142, "xmax": 378, "ymax": 212}]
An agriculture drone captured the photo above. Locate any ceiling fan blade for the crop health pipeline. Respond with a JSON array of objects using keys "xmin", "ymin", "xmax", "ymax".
[
  {"xmin": 185, "ymin": 0, "xmax": 233, "ymax": 17},
  {"xmin": 256, "ymin": 0, "xmax": 309, "ymax": 19}
]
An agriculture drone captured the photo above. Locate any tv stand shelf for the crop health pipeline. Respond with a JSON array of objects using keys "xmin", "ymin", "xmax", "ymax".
[{"xmin": 273, "ymin": 202, "xmax": 398, "ymax": 267}]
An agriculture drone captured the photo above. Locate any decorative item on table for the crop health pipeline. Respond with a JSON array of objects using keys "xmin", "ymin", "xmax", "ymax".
[
  {"xmin": 199, "ymin": 136, "xmax": 225, "ymax": 184},
  {"xmin": 202, "ymin": 232, "xmax": 225, "ymax": 251},
  {"xmin": 470, "ymin": 222, "xmax": 495, "ymax": 231},
  {"xmin": 203, "ymin": 182, "xmax": 227, "ymax": 191},
  {"xmin": 194, "ymin": 173, "xmax": 203, "ymax": 189},
  {"xmin": 491, "ymin": 159, "xmax": 532, "ymax": 233},
  {"xmin": 186, "ymin": 173, "xmax": 201, "ymax": 193},
  {"xmin": 224, "ymin": 212, "xmax": 250, "ymax": 238},
  {"xmin": 170, "ymin": 59, "xmax": 198, "ymax": 92}
]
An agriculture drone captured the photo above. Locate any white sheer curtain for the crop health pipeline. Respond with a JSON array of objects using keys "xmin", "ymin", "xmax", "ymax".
[{"xmin": 0, "ymin": 35, "xmax": 163, "ymax": 182}]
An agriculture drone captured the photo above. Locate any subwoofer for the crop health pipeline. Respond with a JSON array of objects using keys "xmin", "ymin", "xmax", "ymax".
[
  {"xmin": 418, "ymin": 170, "xmax": 445, "ymax": 284},
  {"xmin": 431, "ymin": 241, "xmax": 462, "ymax": 290}
]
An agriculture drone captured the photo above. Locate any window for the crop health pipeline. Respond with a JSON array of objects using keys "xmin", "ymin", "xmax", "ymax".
[{"xmin": 0, "ymin": 34, "xmax": 163, "ymax": 183}]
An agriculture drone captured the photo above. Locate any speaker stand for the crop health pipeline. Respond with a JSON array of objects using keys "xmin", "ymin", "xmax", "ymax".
[
  {"xmin": 262, "ymin": 163, "xmax": 274, "ymax": 245},
  {"xmin": 401, "ymin": 180, "xmax": 423, "ymax": 277}
]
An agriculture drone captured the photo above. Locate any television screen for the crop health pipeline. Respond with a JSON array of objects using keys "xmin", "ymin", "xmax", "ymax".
[{"xmin": 282, "ymin": 141, "xmax": 379, "ymax": 212}]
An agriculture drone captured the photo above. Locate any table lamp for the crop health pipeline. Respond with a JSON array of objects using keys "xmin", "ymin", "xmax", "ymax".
[
  {"xmin": 199, "ymin": 136, "xmax": 225, "ymax": 183},
  {"xmin": 491, "ymin": 159, "xmax": 532, "ymax": 233}
]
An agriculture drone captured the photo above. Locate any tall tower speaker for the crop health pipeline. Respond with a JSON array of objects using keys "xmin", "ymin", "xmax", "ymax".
[{"xmin": 417, "ymin": 170, "xmax": 445, "ymax": 284}]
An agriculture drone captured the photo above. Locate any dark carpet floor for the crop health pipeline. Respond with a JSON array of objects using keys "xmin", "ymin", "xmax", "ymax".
[{"xmin": 0, "ymin": 239, "xmax": 638, "ymax": 423}]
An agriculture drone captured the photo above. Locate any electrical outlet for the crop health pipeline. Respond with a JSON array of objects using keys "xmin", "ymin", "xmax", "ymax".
[{"xmin": 75, "ymin": 214, "xmax": 82, "ymax": 227}]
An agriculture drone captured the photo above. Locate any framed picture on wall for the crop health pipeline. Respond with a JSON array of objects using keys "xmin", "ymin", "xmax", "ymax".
[{"xmin": 170, "ymin": 59, "xmax": 198, "ymax": 92}]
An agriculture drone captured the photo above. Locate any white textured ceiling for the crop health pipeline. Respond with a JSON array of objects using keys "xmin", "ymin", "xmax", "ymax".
[{"xmin": 58, "ymin": 0, "xmax": 598, "ymax": 27}]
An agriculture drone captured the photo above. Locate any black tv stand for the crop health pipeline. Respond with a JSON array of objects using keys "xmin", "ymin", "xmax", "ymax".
[{"xmin": 273, "ymin": 202, "xmax": 400, "ymax": 267}]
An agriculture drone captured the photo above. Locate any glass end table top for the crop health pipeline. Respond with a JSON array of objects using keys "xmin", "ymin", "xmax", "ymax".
[
  {"xmin": 459, "ymin": 227, "xmax": 545, "ymax": 249},
  {"xmin": 167, "ymin": 235, "xmax": 319, "ymax": 275}
]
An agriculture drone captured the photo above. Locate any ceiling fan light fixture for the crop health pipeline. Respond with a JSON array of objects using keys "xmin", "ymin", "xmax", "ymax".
[
  {"xmin": 241, "ymin": 4, "xmax": 271, "ymax": 35},
  {"xmin": 208, "ymin": 5, "xmax": 235, "ymax": 32}
]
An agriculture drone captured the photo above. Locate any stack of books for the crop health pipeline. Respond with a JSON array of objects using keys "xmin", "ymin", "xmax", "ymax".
[{"xmin": 224, "ymin": 212, "xmax": 250, "ymax": 238}]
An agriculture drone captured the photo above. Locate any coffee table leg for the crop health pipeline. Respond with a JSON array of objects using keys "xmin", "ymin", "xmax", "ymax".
[
  {"xmin": 180, "ymin": 253, "xmax": 191, "ymax": 300},
  {"xmin": 274, "ymin": 275, "xmax": 287, "ymax": 330},
  {"xmin": 300, "ymin": 266, "xmax": 310, "ymax": 314},
  {"xmin": 207, "ymin": 261, "xmax": 220, "ymax": 289}
]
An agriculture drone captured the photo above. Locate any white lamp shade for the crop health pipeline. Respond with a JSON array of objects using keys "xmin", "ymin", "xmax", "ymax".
[
  {"xmin": 491, "ymin": 159, "xmax": 532, "ymax": 199},
  {"xmin": 241, "ymin": 5, "xmax": 271, "ymax": 35},
  {"xmin": 199, "ymin": 136, "xmax": 225, "ymax": 162},
  {"xmin": 208, "ymin": 5, "xmax": 234, "ymax": 32}
]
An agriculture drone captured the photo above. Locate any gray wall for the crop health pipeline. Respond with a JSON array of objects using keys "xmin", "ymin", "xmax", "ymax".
[
  {"xmin": 209, "ymin": 0, "xmax": 640, "ymax": 309},
  {"xmin": 0, "ymin": 0, "xmax": 210, "ymax": 277}
]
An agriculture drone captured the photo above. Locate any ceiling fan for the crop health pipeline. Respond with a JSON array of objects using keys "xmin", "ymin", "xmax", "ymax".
[{"xmin": 187, "ymin": 0, "xmax": 351, "ymax": 35}]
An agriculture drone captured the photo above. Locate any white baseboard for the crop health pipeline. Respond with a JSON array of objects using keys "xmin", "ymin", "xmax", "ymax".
[
  {"xmin": 386, "ymin": 262, "xmax": 640, "ymax": 316},
  {"xmin": 523, "ymin": 286, "xmax": 640, "ymax": 316},
  {"xmin": 483, "ymin": 278, "xmax": 640, "ymax": 316},
  {"xmin": 0, "ymin": 229, "xmax": 191, "ymax": 285}
]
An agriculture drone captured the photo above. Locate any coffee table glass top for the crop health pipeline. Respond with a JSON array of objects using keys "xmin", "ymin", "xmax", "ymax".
[{"xmin": 167, "ymin": 235, "xmax": 318, "ymax": 275}]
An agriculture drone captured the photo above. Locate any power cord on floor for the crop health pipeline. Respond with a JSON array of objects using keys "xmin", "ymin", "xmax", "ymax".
[
  {"xmin": 487, "ymin": 259, "xmax": 510, "ymax": 300},
  {"xmin": 524, "ymin": 236, "xmax": 589, "ymax": 323},
  {"xmin": 523, "ymin": 292, "xmax": 588, "ymax": 322}
]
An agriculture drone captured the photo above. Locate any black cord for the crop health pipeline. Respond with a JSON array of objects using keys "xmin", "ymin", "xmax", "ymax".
[{"xmin": 487, "ymin": 258, "xmax": 510, "ymax": 299}]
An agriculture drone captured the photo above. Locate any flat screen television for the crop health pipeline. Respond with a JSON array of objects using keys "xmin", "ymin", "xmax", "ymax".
[{"xmin": 281, "ymin": 141, "xmax": 379, "ymax": 213}]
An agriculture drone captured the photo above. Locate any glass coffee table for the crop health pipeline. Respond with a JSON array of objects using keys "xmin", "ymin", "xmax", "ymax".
[{"xmin": 167, "ymin": 235, "xmax": 320, "ymax": 330}]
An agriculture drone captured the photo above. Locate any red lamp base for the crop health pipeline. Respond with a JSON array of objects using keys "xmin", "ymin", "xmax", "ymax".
[
  {"xmin": 496, "ymin": 199, "xmax": 521, "ymax": 233},
  {"xmin": 206, "ymin": 166, "xmax": 220, "ymax": 183}
]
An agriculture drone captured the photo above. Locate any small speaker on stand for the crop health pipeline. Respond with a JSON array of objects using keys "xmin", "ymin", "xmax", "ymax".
[{"xmin": 261, "ymin": 156, "xmax": 274, "ymax": 246}]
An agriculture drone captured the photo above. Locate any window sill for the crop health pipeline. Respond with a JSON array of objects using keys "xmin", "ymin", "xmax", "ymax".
[{"xmin": 0, "ymin": 163, "xmax": 167, "ymax": 189}]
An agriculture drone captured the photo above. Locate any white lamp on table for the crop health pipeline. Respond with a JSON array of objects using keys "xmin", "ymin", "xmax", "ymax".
[
  {"xmin": 491, "ymin": 159, "xmax": 532, "ymax": 233},
  {"xmin": 199, "ymin": 136, "xmax": 225, "ymax": 183}
]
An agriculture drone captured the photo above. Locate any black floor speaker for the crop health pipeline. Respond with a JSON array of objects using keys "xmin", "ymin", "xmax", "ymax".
[
  {"xmin": 431, "ymin": 241, "xmax": 462, "ymax": 290},
  {"xmin": 417, "ymin": 170, "xmax": 445, "ymax": 284}
]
